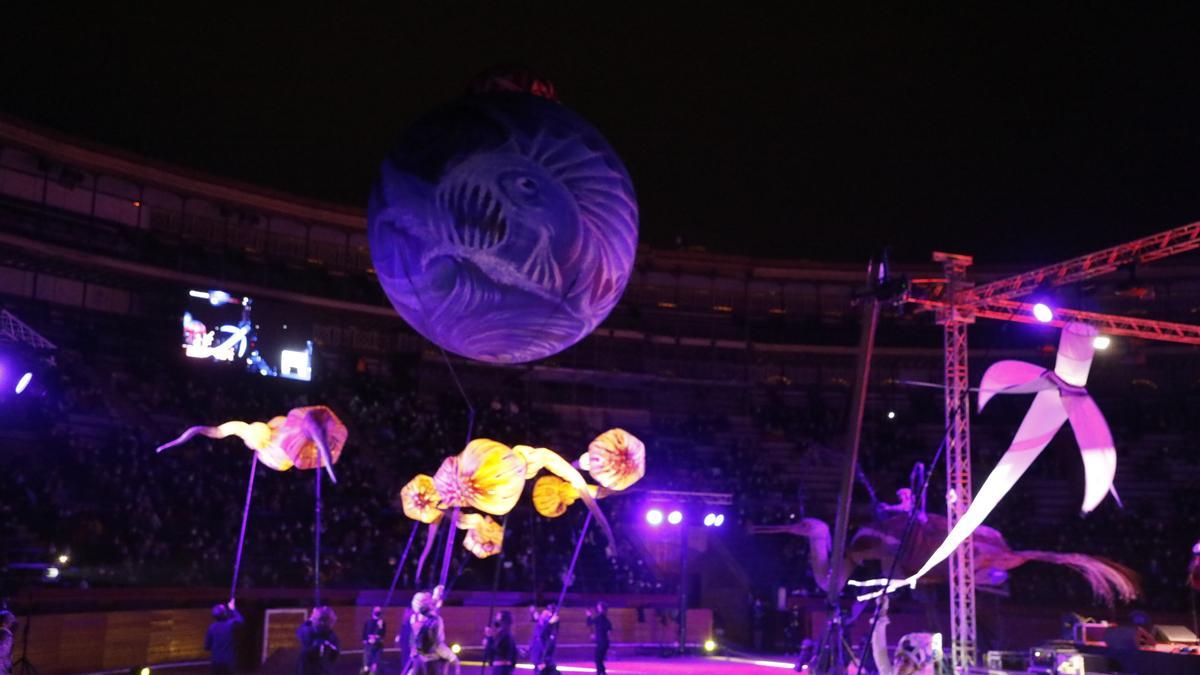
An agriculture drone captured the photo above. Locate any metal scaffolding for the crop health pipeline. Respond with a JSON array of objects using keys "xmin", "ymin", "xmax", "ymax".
[{"xmin": 909, "ymin": 221, "xmax": 1200, "ymax": 671}]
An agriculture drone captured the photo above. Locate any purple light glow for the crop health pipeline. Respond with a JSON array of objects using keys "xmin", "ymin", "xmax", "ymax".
[
  {"xmin": 1032, "ymin": 303, "xmax": 1054, "ymax": 323},
  {"xmin": 645, "ymin": 509, "xmax": 664, "ymax": 526}
]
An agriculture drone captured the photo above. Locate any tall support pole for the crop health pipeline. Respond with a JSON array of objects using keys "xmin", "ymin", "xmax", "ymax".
[
  {"xmin": 678, "ymin": 522, "xmax": 689, "ymax": 655},
  {"xmin": 933, "ymin": 252, "xmax": 976, "ymax": 671},
  {"xmin": 826, "ymin": 265, "xmax": 881, "ymax": 605},
  {"xmin": 816, "ymin": 261, "xmax": 881, "ymax": 673}
]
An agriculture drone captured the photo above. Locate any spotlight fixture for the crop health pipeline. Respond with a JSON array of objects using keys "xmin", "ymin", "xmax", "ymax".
[
  {"xmin": 714, "ymin": 514, "xmax": 725, "ymax": 527},
  {"xmin": 1092, "ymin": 335, "xmax": 1111, "ymax": 351},
  {"xmin": 646, "ymin": 509, "xmax": 664, "ymax": 526},
  {"xmin": 887, "ymin": 410, "xmax": 896, "ymax": 420},
  {"xmin": 667, "ymin": 510, "xmax": 683, "ymax": 525},
  {"xmin": 450, "ymin": 643, "xmax": 462, "ymax": 654},
  {"xmin": 15, "ymin": 371, "xmax": 32, "ymax": 394},
  {"xmin": 1032, "ymin": 303, "xmax": 1054, "ymax": 323},
  {"xmin": 704, "ymin": 639, "xmax": 717, "ymax": 652}
]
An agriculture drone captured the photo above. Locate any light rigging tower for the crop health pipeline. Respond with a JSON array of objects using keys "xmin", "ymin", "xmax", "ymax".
[{"xmin": 908, "ymin": 221, "xmax": 1200, "ymax": 670}]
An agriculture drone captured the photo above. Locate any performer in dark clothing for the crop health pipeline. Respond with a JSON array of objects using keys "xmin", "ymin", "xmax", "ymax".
[
  {"xmin": 585, "ymin": 602, "xmax": 613, "ymax": 675},
  {"xmin": 204, "ymin": 600, "xmax": 244, "ymax": 675},
  {"xmin": 483, "ymin": 611, "xmax": 518, "ymax": 675},
  {"xmin": 527, "ymin": 604, "xmax": 559, "ymax": 673},
  {"xmin": 297, "ymin": 606, "xmax": 340, "ymax": 675},
  {"xmin": 361, "ymin": 606, "xmax": 386, "ymax": 674}
]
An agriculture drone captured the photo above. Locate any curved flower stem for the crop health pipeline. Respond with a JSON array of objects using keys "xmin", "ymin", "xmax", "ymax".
[
  {"xmin": 415, "ymin": 521, "xmax": 441, "ymax": 584},
  {"xmin": 439, "ymin": 507, "xmax": 461, "ymax": 589}
]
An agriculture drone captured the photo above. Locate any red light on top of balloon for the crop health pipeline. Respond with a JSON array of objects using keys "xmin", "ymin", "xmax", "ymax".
[{"xmin": 467, "ymin": 65, "xmax": 559, "ymax": 102}]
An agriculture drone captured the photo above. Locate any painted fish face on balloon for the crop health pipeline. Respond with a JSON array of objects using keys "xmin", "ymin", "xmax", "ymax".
[{"xmin": 369, "ymin": 93, "xmax": 638, "ymax": 363}]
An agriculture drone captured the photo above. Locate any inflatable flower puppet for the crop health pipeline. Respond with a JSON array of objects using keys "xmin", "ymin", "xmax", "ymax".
[
  {"xmin": 400, "ymin": 474, "xmax": 444, "ymax": 524},
  {"xmin": 457, "ymin": 513, "xmax": 505, "ymax": 558},
  {"xmin": 532, "ymin": 475, "xmax": 603, "ymax": 518},
  {"xmin": 156, "ymin": 405, "xmax": 346, "ymax": 483},
  {"xmin": 580, "ymin": 428, "xmax": 646, "ymax": 491},
  {"xmin": 433, "ymin": 439, "xmax": 527, "ymax": 516}
]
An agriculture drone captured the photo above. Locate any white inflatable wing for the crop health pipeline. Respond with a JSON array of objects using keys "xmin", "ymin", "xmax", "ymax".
[
  {"xmin": 1061, "ymin": 393, "xmax": 1116, "ymax": 513},
  {"xmin": 978, "ymin": 360, "xmax": 1055, "ymax": 411},
  {"xmin": 890, "ymin": 322, "xmax": 1117, "ymax": 595}
]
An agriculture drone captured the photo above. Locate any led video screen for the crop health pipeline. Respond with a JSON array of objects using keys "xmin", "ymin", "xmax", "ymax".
[{"xmin": 181, "ymin": 289, "xmax": 313, "ymax": 381}]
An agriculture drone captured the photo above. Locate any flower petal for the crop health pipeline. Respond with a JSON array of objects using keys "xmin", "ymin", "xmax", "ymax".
[
  {"xmin": 434, "ymin": 439, "xmax": 526, "ymax": 515},
  {"xmin": 584, "ymin": 428, "xmax": 646, "ymax": 491},
  {"xmin": 401, "ymin": 474, "xmax": 445, "ymax": 524}
]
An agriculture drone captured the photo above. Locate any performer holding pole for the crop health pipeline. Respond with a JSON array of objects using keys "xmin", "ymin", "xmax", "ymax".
[
  {"xmin": 527, "ymin": 604, "xmax": 560, "ymax": 674},
  {"xmin": 409, "ymin": 587, "xmax": 460, "ymax": 675},
  {"xmin": 204, "ymin": 599, "xmax": 243, "ymax": 675}
]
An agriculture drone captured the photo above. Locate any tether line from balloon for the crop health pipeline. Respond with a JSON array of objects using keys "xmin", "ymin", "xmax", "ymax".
[
  {"xmin": 229, "ymin": 453, "xmax": 259, "ymax": 601},
  {"xmin": 434, "ymin": 345, "xmax": 475, "ymax": 591},
  {"xmin": 853, "ymin": 409, "xmax": 955, "ymax": 671},
  {"xmin": 556, "ymin": 510, "xmax": 594, "ymax": 612},
  {"xmin": 384, "ymin": 524, "xmax": 421, "ymax": 608}
]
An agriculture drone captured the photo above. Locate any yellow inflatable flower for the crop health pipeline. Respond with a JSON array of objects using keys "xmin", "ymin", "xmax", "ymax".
[
  {"xmin": 433, "ymin": 439, "xmax": 526, "ymax": 516},
  {"xmin": 400, "ymin": 474, "xmax": 445, "ymax": 524},
  {"xmin": 457, "ymin": 513, "xmax": 504, "ymax": 558},
  {"xmin": 516, "ymin": 444, "xmax": 616, "ymax": 551},
  {"xmin": 581, "ymin": 428, "xmax": 645, "ymax": 491},
  {"xmin": 532, "ymin": 475, "xmax": 603, "ymax": 518}
]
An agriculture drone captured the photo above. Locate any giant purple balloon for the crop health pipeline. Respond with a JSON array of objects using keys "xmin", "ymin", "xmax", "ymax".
[{"xmin": 368, "ymin": 92, "xmax": 638, "ymax": 363}]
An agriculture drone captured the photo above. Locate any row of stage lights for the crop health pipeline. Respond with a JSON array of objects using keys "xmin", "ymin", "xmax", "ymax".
[{"xmin": 644, "ymin": 508, "xmax": 725, "ymax": 527}]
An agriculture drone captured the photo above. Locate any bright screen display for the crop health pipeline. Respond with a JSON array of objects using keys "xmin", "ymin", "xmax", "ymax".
[{"xmin": 182, "ymin": 289, "xmax": 313, "ymax": 381}]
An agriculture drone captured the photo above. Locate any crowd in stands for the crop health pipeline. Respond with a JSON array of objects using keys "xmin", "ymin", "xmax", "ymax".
[{"xmin": 1, "ymin": 309, "xmax": 1198, "ymax": 621}]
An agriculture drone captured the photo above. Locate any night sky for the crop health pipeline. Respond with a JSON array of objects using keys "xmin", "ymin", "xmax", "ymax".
[{"xmin": 5, "ymin": 6, "xmax": 1200, "ymax": 264}]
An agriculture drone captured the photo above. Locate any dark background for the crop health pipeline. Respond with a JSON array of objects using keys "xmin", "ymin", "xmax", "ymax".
[{"xmin": 5, "ymin": 6, "xmax": 1200, "ymax": 264}]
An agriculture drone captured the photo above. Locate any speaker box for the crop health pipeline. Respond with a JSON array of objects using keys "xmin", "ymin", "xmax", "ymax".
[
  {"xmin": 985, "ymin": 650, "xmax": 1028, "ymax": 669},
  {"xmin": 1154, "ymin": 624, "xmax": 1200, "ymax": 644},
  {"xmin": 1104, "ymin": 625, "xmax": 1155, "ymax": 649}
]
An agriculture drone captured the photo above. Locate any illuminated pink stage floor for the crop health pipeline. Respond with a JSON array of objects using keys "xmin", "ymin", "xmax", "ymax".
[
  {"xmin": 457, "ymin": 656, "xmax": 796, "ymax": 673},
  {"xmin": 154, "ymin": 655, "xmax": 797, "ymax": 674}
]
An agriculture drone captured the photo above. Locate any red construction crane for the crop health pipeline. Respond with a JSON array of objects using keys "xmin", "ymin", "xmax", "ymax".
[{"xmin": 904, "ymin": 221, "xmax": 1200, "ymax": 669}]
